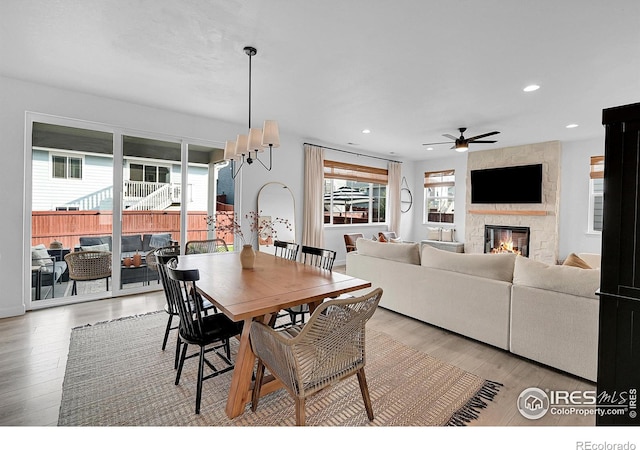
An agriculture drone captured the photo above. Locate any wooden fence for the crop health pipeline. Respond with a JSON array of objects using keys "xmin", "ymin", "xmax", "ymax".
[{"xmin": 32, "ymin": 209, "xmax": 235, "ymax": 250}]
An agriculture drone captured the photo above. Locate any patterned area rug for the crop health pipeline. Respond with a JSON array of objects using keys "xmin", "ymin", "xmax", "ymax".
[{"xmin": 58, "ymin": 311, "xmax": 501, "ymax": 426}]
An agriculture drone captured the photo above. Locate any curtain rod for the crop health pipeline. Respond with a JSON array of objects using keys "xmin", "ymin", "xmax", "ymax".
[{"xmin": 304, "ymin": 142, "xmax": 403, "ymax": 164}]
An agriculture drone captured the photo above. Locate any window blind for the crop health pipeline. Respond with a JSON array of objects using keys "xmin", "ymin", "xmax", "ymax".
[
  {"xmin": 324, "ymin": 160, "xmax": 388, "ymax": 184},
  {"xmin": 590, "ymin": 156, "xmax": 604, "ymax": 179},
  {"xmin": 424, "ymin": 170, "xmax": 455, "ymax": 188}
]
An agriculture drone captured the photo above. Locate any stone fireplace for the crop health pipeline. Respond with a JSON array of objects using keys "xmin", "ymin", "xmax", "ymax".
[
  {"xmin": 464, "ymin": 141, "xmax": 561, "ymax": 265},
  {"xmin": 484, "ymin": 225, "xmax": 530, "ymax": 257}
]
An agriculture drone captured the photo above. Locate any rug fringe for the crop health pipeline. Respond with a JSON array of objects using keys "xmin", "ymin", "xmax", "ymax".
[
  {"xmin": 446, "ymin": 380, "xmax": 503, "ymax": 426},
  {"xmin": 71, "ymin": 310, "xmax": 163, "ymax": 330}
]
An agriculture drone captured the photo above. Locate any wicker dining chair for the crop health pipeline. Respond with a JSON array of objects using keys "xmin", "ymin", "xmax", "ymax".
[
  {"xmin": 185, "ymin": 239, "xmax": 229, "ymax": 254},
  {"xmin": 250, "ymin": 287, "xmax": 384, "ymax": 426},
  {"xmin": 64, "ymin": 251, "xmax": 112, "ymax": 295},
  {"xmin": 165, "ymin": 259, "xmax": 243, "ymax": 414}
]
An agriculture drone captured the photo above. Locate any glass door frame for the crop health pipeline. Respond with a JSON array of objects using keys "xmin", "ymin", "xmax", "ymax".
[{"xmin": 24, "ymin": 112, "xmax": 227, "ymax": 310}]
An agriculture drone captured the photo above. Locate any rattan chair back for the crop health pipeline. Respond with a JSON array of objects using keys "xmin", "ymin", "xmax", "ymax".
[
  {"xmin": 250, "ymin": 287, "xmax": 383, "ymax": 425},
  {"xmin": 64, "ymin": 251, "xmax": 111, "ymax": 281},
  {"xmin": 185, "ymin": 239, "xmax": 229, "ymax": 254}
]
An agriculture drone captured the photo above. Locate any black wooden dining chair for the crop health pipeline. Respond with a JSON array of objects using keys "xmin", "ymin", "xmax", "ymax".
[
  {"xmin": 285, "ymin": 245, "xmax": 337, "ymax": 326},
  {"xmin": 165, "ymin": 259, "xmax": 243, "ymax": 414},
  {"xmin": 155, "ymin": 246, "xmax": 217, "ymax": 370},
  {"xmin": 273, "ymin": 240, "xmax": 300, "ymax": 261}
]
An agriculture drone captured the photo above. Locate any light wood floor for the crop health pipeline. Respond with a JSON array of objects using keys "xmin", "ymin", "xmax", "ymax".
[{"xmin": 0, "ymin": 268, "xmax": 596, "ymax": 427}]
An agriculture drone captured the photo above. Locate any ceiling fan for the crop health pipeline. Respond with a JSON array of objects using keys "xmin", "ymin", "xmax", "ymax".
[{"xmin": 423, "ymin": 127, "xmax": 500, "ymax": 152}]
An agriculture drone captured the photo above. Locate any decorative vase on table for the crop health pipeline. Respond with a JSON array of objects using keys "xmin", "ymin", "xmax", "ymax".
[{"xmin": 240, "ymin": 244, "xmax": 256, "ymax": 269}]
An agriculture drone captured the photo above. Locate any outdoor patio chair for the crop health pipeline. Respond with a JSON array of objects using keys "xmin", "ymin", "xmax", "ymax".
[
  {"xmin": 185, "ymin": 239, "xmax": 229, "ymax": 254},
  {"xmin": 64, "ymin": 251, "xmax": 112, "ymax": 295},
  {"xmin": 165, "ymin": 259, "xmax": 243, "ymax": 414},
  {"xmin": 250, "ymin": 287, "xmax": 383, "ymax": 426}
]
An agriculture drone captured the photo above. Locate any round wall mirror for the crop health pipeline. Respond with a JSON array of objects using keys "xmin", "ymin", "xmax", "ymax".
[
  {"xmin": 257, "ymin": 182, "xmax": 296, "ymax": 254},
  {"xmin": 401, "ymin": 187, "xmax": 413, "ymax": 213}
]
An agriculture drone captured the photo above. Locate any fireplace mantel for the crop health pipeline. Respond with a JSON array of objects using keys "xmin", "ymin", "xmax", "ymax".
[{"xmin": 468, "ymin": 209, "xmax": 548, "ymax": 216}]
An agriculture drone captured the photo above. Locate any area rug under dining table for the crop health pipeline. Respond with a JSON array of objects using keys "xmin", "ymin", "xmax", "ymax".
[{"xmin": 57, "ymin": 311, "xmax": 502, "ymax": 426}]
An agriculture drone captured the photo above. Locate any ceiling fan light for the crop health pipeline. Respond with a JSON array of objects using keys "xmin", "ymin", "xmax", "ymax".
[
  {"xmin": 261, "ymin": 120, "xmax": 280, "ymax": 148},
  {"xmin": 455, "ymin": 142, "xmax": 469, "ymax": 152}
]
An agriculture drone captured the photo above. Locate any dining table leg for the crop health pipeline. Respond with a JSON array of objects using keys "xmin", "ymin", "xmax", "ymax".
[{"xmin": 225, "ymin": 318, "xmax": 258, "ymax": 418}]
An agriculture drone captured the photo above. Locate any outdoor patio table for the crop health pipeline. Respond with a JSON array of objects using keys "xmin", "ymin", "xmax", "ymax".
[{"xmin": 175, "ymin": 250, "xmax": 372, "ymax": 419}]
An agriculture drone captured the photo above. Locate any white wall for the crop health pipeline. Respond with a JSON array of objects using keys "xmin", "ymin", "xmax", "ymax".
[{"xmin": 559, "ymin": 137, "xmax": 604, "ymax": 258}]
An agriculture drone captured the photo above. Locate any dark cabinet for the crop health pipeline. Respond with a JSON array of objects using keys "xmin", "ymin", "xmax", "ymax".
[{"xmin": 597, "ymin": 102, "xmax": 640, "ymax": 425}]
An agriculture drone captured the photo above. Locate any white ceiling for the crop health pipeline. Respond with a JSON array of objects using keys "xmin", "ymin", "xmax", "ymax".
[{"xmin": 2, "ymin": 0, "xmax": 639, "ymax": 160}]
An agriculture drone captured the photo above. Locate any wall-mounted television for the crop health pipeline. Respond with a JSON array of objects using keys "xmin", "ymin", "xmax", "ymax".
[{"xmin": 471, "ymin": 164, "xmax": 543, "ymax": 204}]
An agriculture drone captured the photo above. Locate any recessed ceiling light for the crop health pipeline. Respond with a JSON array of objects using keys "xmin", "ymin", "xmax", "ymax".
[
  {"xmin": 426, "ymin": 147, "xmax": 434, "ymax": 151},
  {"xmin": 362, "ymin": 129, "xmax": 371, "ymax": 134},
  {"xmin": 566, "ymin": 123, "xmax": 579, "ymax": 128},
  {"xmin": 523, "ymin": 84, "xmax": 540, "ymax": 92}
]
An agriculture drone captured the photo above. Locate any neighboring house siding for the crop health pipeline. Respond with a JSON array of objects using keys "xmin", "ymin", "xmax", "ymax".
[{"xmin": 32, "ymin": 150, "xmax": 113, "ymax": 211}]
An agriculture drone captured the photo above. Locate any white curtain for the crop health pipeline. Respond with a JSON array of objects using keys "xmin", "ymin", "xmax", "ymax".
[
  {"xmin": 388, "ymin": 161, "xmax": 402, "ymax": 235},
  {"xmin": 302, "ymin": 144, "xmax": 325, "ymax": 247}
]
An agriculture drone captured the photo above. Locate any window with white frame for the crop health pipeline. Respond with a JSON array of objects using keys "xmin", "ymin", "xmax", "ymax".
[
  {"xmin": 424, "ymin": 170, "xmax": 455, "ymax": 223},
  {"xmin": 52, "ymin": 155, "xmax": 82, "ymax": 179},
  {"xmin": 323, "ymin": 160, "xmax": 387, "ymax": 225},
  {"xmin": 589, "ymin": 155, "xmax": 604, "ymax": 232}
]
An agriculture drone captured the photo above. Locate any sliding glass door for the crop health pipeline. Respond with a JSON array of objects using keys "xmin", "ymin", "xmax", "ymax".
[{"xmin": 27, "ymin": 116, "xmax": 229, "ymax": 308}]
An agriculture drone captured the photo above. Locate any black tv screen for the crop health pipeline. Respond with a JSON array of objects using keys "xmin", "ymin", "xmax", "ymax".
[{"xmin": 471, "ymin": 164, "xmax": 543, "ymax": 204}]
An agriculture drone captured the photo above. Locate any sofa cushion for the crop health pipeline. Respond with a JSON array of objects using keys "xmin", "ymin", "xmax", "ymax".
[
  {"xmin": 79, "ymin": 235, "xmax": 112, "ymax": 250},
  {"xmin": 356, "ymin": 238, "xmax": 420, "ymax": 265},
  {"xmin": 81, "ymin": 243, "xmax": 110, "ymax": 252},
  {"xmin": 421, "ymin": 245, "xmax": 516, "ymax": 282},
  {"xmin": 31, "ymin": 244, "xmax": 51, "ymax": 267},
  {"xmin": 149, "ymin": 233, "xmax": 172, "ymax": 249},
  {"xmin": 562, "ymin": 253, "xmax": 592, "ymax": 269},
  {"xmin": 513, "ymin": 255, "xmax": 600, "ymax": 299},
  {"xmin": 121, "ymin": 235, "xmax": 143, "ymax": 252}
]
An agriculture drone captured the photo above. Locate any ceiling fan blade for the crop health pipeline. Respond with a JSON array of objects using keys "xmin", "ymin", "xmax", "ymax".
[
  {"xmin": 422, "ymin": 141, "xmax": 452, "ymax": 146},
  {"xmin": 469, "ymin": 140, "xmax": 497, "ymax": 144},
  {"xmin": 442, "ymin": 134, "xmax": 458, "ymax": 140},
  {"xmin": 467, "ymin": 131, "xmax": 500, "ymax": 141}
]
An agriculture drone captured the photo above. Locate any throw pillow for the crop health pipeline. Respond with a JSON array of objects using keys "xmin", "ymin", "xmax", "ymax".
[
  {"xmin": 562, "ymin": 253, "xmax": 592, "ymax": 269},
  {"xmin": 390, "ymin": 238, "xmax": 403, "ymax": 243},
  {"xmin": 426, "ymin": 227, "xmax": 441, "ymax": 241},
  {"xmin": 441, "ymin": 228, "xmax": 454, "ymax": 242},
  {"xmin": 81, "ymin": 243, "xmax": 110, "ymax": 252},
  {"xmin": 31, "ymin": 244, "xmax": 51, "ymax": 267},
  {"xmin": 378, "ymin": 233, "xmax": 388, "ymax": 243}
]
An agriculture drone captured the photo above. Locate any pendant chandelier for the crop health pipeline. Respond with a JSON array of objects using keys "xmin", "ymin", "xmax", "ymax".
[{"xmin": 224, "ymin": 46, "xmax": 280, "ymax": 179}]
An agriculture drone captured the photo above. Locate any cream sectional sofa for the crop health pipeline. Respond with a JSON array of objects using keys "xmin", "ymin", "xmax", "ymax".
[{"xmin": 346, "ymin": 239, "xmax": 600, "ymax": 381}]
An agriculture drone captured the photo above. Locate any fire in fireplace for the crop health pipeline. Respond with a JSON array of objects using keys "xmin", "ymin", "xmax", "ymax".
[{"xmin": 484, "ymin": 225, "xmax": 530, "ymax": 257}]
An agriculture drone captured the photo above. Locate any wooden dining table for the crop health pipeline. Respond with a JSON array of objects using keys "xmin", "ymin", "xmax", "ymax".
[{"xmin": 175, "ymin": 250, "xmax": 372, "ymax": 419}]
